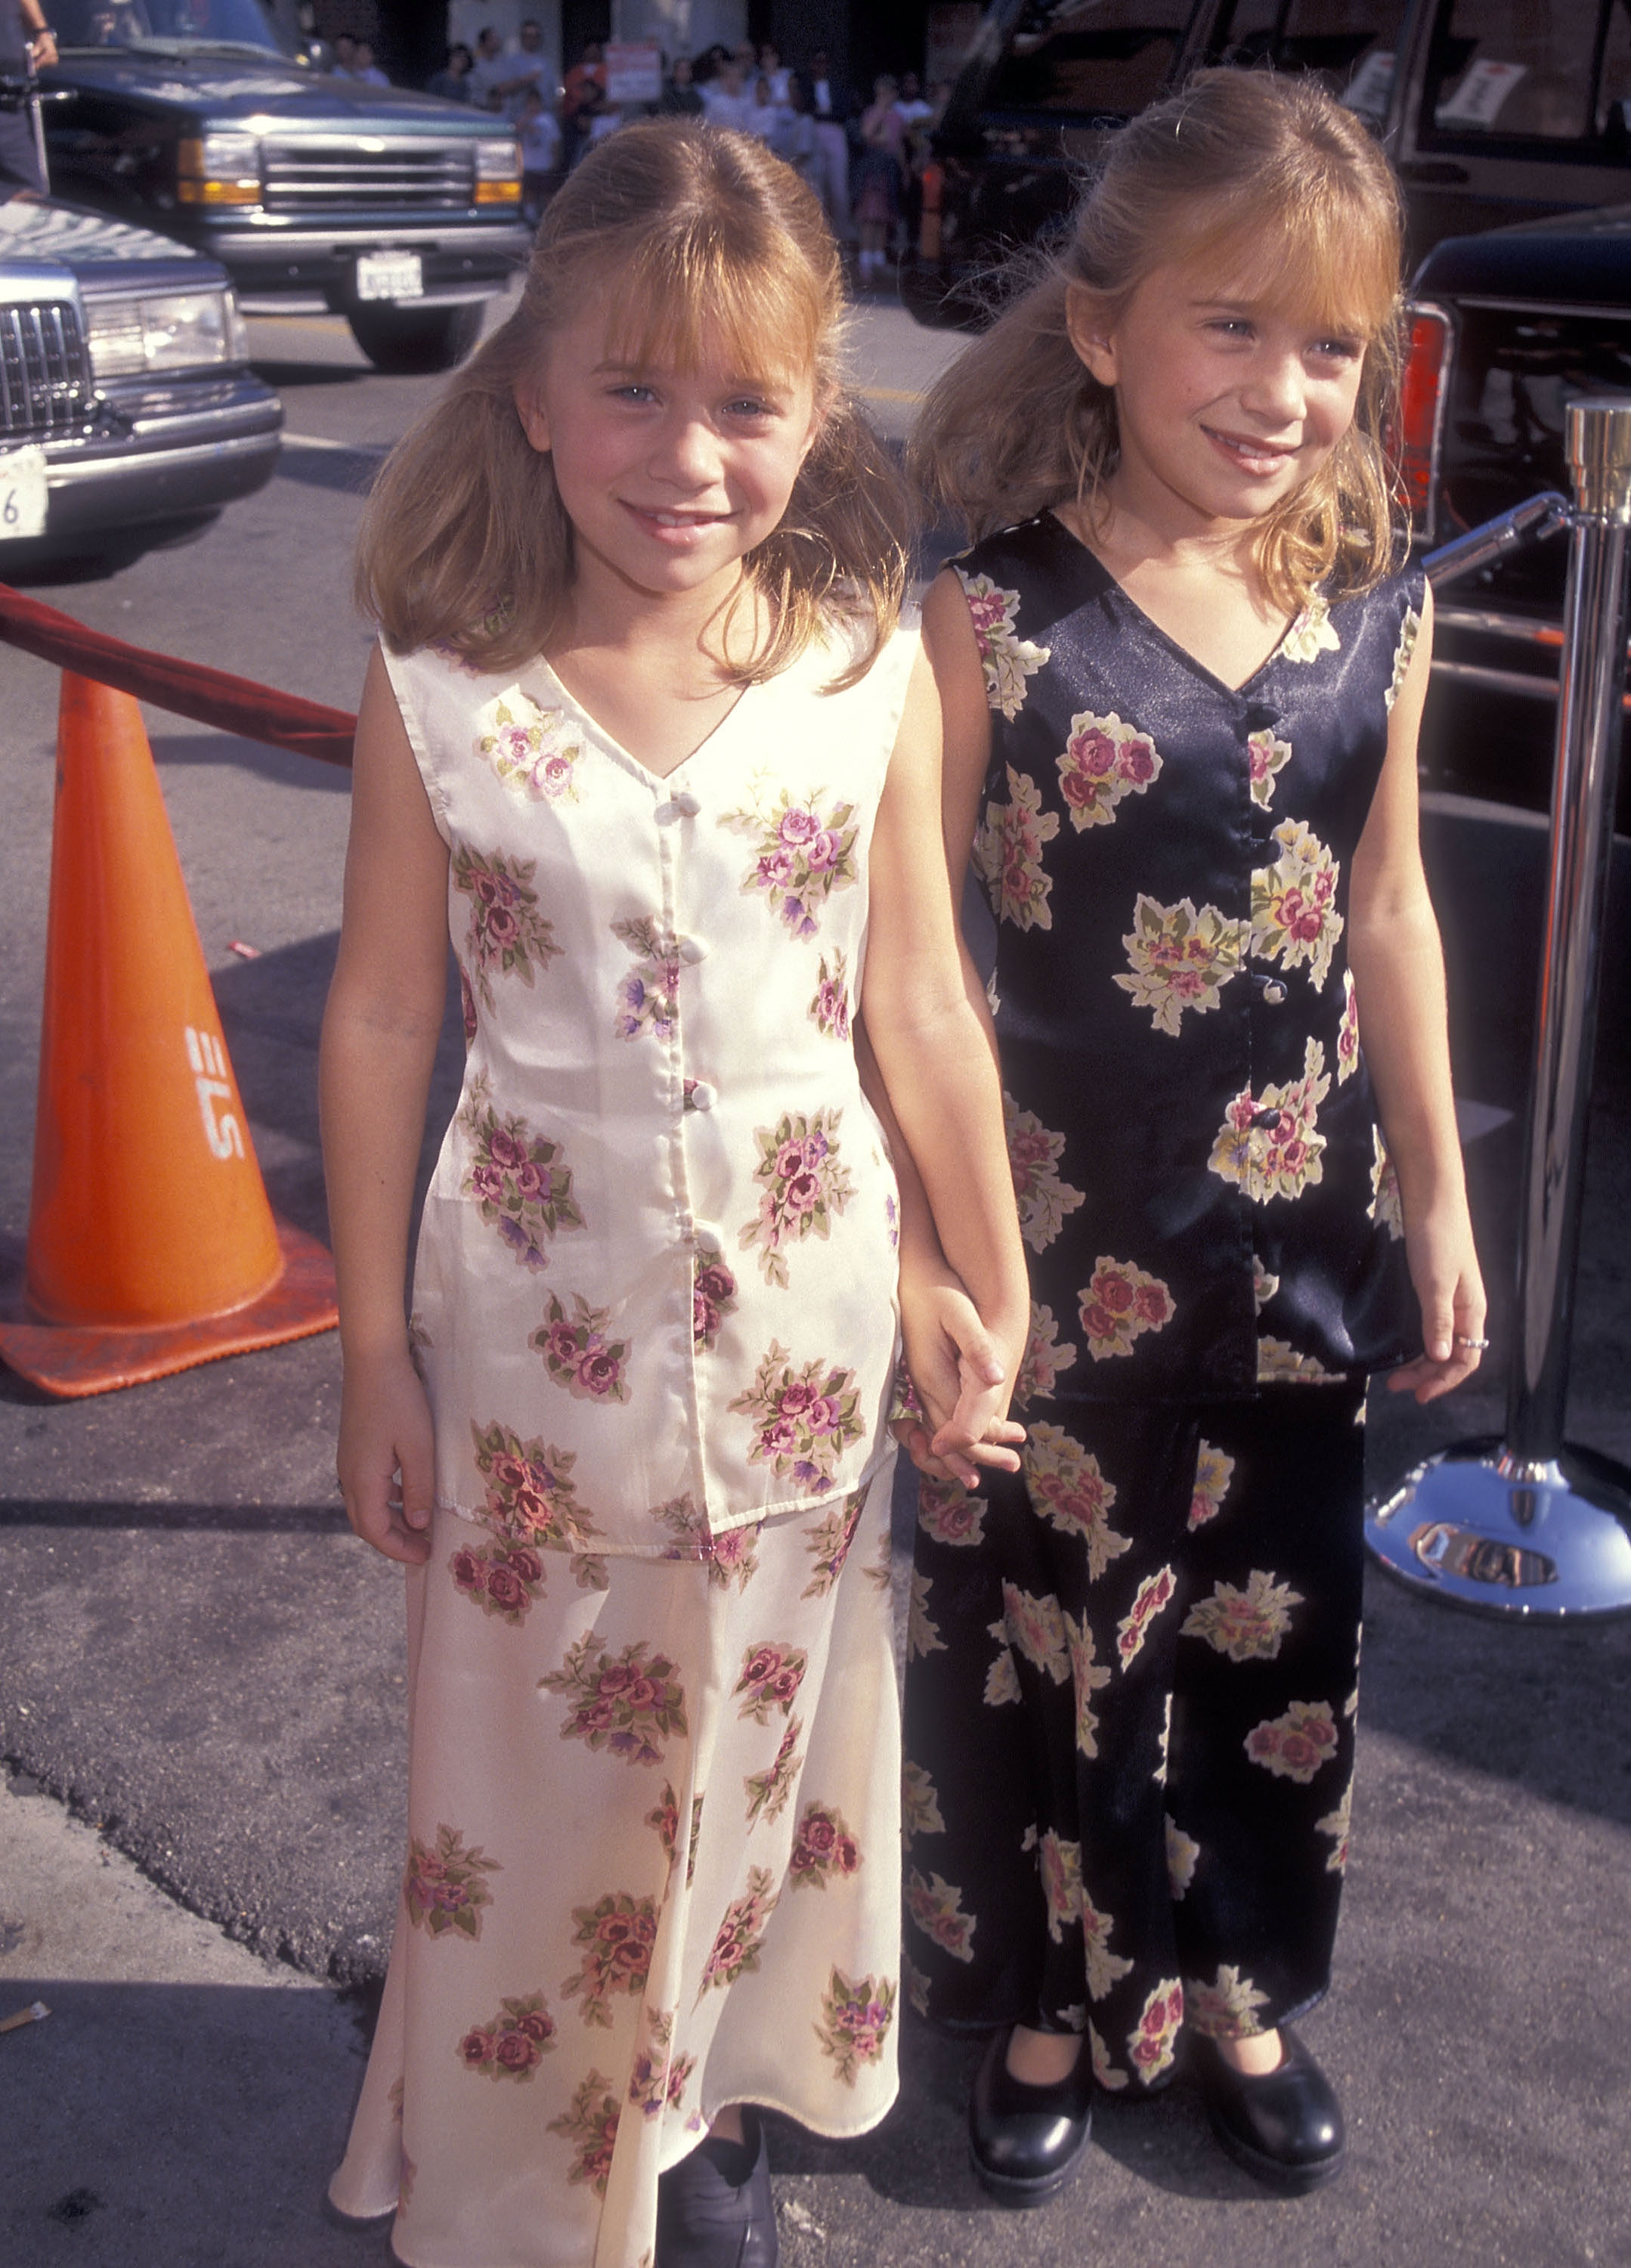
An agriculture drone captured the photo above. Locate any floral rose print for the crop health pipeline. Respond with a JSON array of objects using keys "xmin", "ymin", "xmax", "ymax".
[
  {"xmin": 1114, "ymin": 896, "xmax": 1247, "ymax": 1035},
  {"xmin": 1245, "ymin": 1698, "xmax": 1339, "ymax": 1783},
  {"xmin": 976, "ymin": 767, "xmax": 1059, "ymax": 932},
  {"xmin": 1188, "ymin": 1441, "xmax": 1236, "ymax": 1532},
  {"xmin": 1187, "ymin": 1965, "xmax": 1272, "ymax": 2043},
  {"xmin": 1253, "ymin": 1255, "xmax": 1280, "ymax": 1312},
  {"xmin": 459, "ymin": 1074, "xmax": 584, "ymax": 1271},
  {"xmin": 1181, "ymin": 1569, "xmax": 1304, "ymax": 1662},
  {"xmin": 1386, "ymin": 604, "xmax": 1421, "ymax": 711},
  {"xmin": 909, "ymin": 1567, "xmax": 946, "ymax": 1660},
  {"xmin": 1156, "ymin": 1691, "xmax": 1172, "ymax": 1786},
  {"xmin": 729, "ymin": 1343, "xmax": 865, "ymax": 1493},
  {"xmin": 902, "ymin": 1760, "xmax": 945, "ymax": 1839},
  {"xmin": 1278, "ymin": 595, "xmax": 1340, "ymax": 664},
  {"xmin": 1128, "ymin": 1980, "xmax": 1184, "ymax": 2084},
  {"xmin": 906, "ymin": 1868, "xmax": 976, "ymax": 1962},
  {"xmin": 1005, "ymin": 1095, "xmax": 1085, "ymax": 1252},
  {"xmin": 1039, "ymin": 1829, "xmax": 1084, "ymax": 1944},
  {"xmin": 996, "ymin": 1581, "xmax": 1070, "ymax": 1684},
  {"xmin": 539, "ymin": 1634, "xmax": 687, "ymax": 1766},
  {"xmin": 722, "ymin": 785, "xmax": 860, "ymax": 940},
  {"xmin": 744, "ymin": 1717, "xmax": 803, "ymax": 1828},
  {"xmin": 450, "ymin": 1535, "xmax": 551, "ymax": 1624},
  {"xmin": 1247, "ymin": 727, "xmax": 1292, "ymax": 809},
  {"xmin": 698, "ymin": 1867, "xmax": 778, "ymax": 1997},
  {"xmin": 459, "ymin": 1991, "xmax": 556, "ymax": 2081},
  {"xmin": 1369, "ymin": 1125, "xmax": 1404, "ymax": 1238},
  {"xmin": 531, "ymin": 1291, "xmax": 631, "ymax": 1405},
  {"xmin": 733, "ymin": 1640, "xmax": 808, "ymax": 1725},
  {"xmin": 1081, "ymin": 1892, "xmax": 1135, "ymax": 2002},
  {"xmin": 1064, "ymin": 1609, "xmax": 1113, "ymax": 1758},
  {"xmin": 472, "ymin": 1420, "xmax": 601, "ymax": 1556},
  {"xmin": 692, "ymin": 1244, "xmax": 738, "ymax": 1353},
  {"xmin": 1089, "ymin": 2022, "xmax": 1128, "ymax": 2093},
  {"xmin": 1078, "ymin": 1256, "xmax": 1175, "ymax": 1362},
  {"xmin": 562, "ymin": 1892, "xmax": 658, "ymax": 2025},
  {"xmin": 1116, "ymin": 1566, "xmax": 1176, "ymax": 1669},
  {"xmin": 404, "ymin": 1823, "xmax": 500, "ymax": 1940},
  {"xmin": 1317, "ymin": 1775, "xmax": 1354, "ymax": 1873},
  {"xmin": 916, "ymin": 1473, "xmax": 988, "ymax": 1548},
  {"xmin": 1209, "ymin": 1037, "xmax": 1332, "ymax": 1204},
  {"xmin": 984, "ymin": 1640, "xmax": 1022, "ymax": 1708},
  {"xmin": 547, "ymin": 2069, "xmax": 620, "ymax": 2194},
  {"xmin": 1251, "ymin": 820, "xmax": 1343, "ymax": 990},
  {"xmin": 1023, "ymin": 1424, "xmax": 1131, "ymax": 1582},
  {"xmin": 1057, "ymin": 710, "xmax": 1164, "ymax": 831},
  {"xmin": 1256, "ymin": 1336, "xmax": 1339, "ymax": 1383},
  {"xmin": 816, "ymin": 1967, "xmax": 896, "ymax": 2086},
  {"xmin": 1337, "ymin": 967, "xmax": 1360, "ymax": 1083},
  {"xmin": 476, "ymin": 690, "xmax": 584, "ymax": 802},
  {"xmin": 647, "ymin": 1783, "xmax": 679, "ymax": 1864},
  {"xmin": 1165, "ymin": 1817, "xmax": 1200, "ymax": 1899},
  {"xmin": 627, "ymin": 2006, "xmax": 695, "ymax": 2118},
  {"xmin": 653, "ymin": 1494, "xmax": 760, "ymax": 1588},
  {"xmin": 808, "ymin": 949, "xmax": 852, "ymax": 1042},
  {"xmin": 955, "ymin": 569, "xmax": 1051, "ymax": 719},
  {"xmin": 459, "ymin": 965, "xmax": 478, "ymax": 1046},
  {"xmin": 610, "ymin": 916, "xmax": 683, "ymax": 1043},
  {"xmin": 452, "ymin": 846, "xmax": 562, "ymax": 1009},
  {"xmin": 788, "ymin": 1801, "xmax": 862, "ymax": 1891},
  {"xmin": 740, "ymin": 1109, "xmax": 855, "ymax": 1287},
  {"xmin": 905, "ymin": 1957, "xmax": 932, "ymax": 2019},
  {"xmin": 802, "ymin": 1485, "xmax": 868, "ymax": 1597},
  {"xmin": 1014, "ymin": 1303, "xmax": 1079, "ymax": 1407}
]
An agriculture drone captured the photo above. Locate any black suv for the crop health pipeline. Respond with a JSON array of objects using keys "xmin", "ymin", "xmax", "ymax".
[{"xmin": 37, "ymin": 0, "xmax": 532, "ymax": 371}]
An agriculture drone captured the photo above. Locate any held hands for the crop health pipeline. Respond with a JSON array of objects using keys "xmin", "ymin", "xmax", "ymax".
[
  {"xmin": 894, "ymin": 1263, "xmax": 1026, "ymax": 1490},
  {"xmin": 1385, "ymin": 1196, "xmax": 1489, "ymax": 1405},
  {"xmin": 337, "ymin": 1344, "xmax": 436, "ymax": 1565}
]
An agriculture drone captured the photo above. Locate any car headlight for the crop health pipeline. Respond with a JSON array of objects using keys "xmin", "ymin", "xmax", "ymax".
[
  {"xmin": 474, "ymin": 136, "xmax": 521, "ymax": 203},
  {"xmin": 177, "ymin": 132, "xmax": 262, "ymax": 206},
  {"xmin": 85, "ymin": 290, "xmax": 240, "ymax": 378}
]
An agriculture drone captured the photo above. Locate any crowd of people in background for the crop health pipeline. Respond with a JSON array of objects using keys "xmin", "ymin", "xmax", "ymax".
[{"xmin": 322, "ymin": 20, "xmax": 951, "ymax": 279}]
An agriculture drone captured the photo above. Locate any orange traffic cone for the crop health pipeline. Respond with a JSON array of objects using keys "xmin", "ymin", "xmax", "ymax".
[{"xmin": 0, "ymin": 673, "xmax": 337, "ymax": 1396}]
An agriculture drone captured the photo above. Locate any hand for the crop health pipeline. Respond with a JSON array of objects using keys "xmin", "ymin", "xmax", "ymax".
[
  {"xmin": 29, "ymin": 29, "xmax": 57, "ymax": 66},
  {"xmin": 337, "ymin": 1345, "xmax": 436, "ymax": 1564},
  {"xmin": 896, "ymin": 1270, "xmax": 1025, "ymax": 1489},
  {"xmin": 1385, "ymin": 1199, "xmax": 1488, "ymax": 1405}
]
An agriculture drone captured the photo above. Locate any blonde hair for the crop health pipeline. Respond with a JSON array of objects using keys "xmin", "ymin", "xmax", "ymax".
[
  {"xmin": 911, "ymin": 70, "xmax": 1406, "ymax": 609},
  {"xmin": 358, "ymin": 122, "xmax": 909, "ymax": 683}
]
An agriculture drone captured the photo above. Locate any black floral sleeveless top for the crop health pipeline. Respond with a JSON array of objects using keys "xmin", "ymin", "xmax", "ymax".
[{"xmin": 960, "ymin": 512, "xmax": 1424, "ymax": 1405}]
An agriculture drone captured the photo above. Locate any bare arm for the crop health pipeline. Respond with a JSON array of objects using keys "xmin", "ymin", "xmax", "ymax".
[
  {"xmin": 862, "ymin": 636, "xmax": 1029, "ymax": 1445},
  {"xmin": 318, "ymin": 647, "xmax": 450, "ymax": 1560},
  {"xmin": 1346, "ymin": 583, "xmax": 1487, "ymax": 1400}
]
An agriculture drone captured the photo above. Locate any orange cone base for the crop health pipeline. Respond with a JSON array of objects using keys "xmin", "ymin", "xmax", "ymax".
[{"xmin": 0, "ymin": 1213, "xmax": 337, "ymax": 1399}]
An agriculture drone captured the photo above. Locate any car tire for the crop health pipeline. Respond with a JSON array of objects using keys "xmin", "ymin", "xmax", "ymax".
[{"xmin": 346, "ymin": 302, "xmax": 485, "ymax": 374}]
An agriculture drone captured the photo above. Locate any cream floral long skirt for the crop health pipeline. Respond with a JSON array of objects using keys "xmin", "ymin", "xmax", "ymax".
[{"xmin": 330, "ymin": 1464, "xmax": 902, "ymax": 2268}]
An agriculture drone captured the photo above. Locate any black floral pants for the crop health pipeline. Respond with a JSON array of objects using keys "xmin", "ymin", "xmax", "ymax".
[{"xmin": 902, "ymin": 1383, "xmax": 1366, "ymax": 2093}]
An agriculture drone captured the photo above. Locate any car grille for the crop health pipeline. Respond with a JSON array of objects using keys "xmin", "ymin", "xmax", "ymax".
[
  {"xmin": 262, "ymin": 140, "xmax": 474, "ymax": 214},
  {"xmin": 0, "ymin": 302, "xmax": 94, "ymax": 442}
]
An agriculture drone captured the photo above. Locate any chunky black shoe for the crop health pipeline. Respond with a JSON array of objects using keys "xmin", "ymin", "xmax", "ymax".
[
  {"xmin": 1194, "ymin": 2027, "xmax": 1346, "ymax": 2195},
  {"xmin": 655, "ymin": 2111, "xmax": 779, "ymax": 2268},
  {"xmin": 967, "ymin": 2025, "xmax": 1093, "ymax": 2206}
]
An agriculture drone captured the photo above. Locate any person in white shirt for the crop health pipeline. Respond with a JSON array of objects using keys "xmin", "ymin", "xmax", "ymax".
[
  {"xmin": 466, "ymin": 26, "xmax": 509, "ymax": 109},
  {"xmin": 744, "ymin": 72, "xmax": 783, "ymax": 142},
  {"xmin": 699, "ymin": 60, "xmax": 752, "ymax": 134},
  {"xmin": 517, "ymin": 85, "xmax": 562, "ymax": 219},
  {"xmin": 345, "ymin": 39, "xmax": 389, "ymax": 89},
  {"xmin": 490, "ymin": 19, "xmax": 555, "ymax": 122}
]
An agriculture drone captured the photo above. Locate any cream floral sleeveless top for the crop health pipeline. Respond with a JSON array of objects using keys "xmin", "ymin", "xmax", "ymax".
[{"xmin": 385, "ymin": 615, "xmax": 918, "ymax": 1562}]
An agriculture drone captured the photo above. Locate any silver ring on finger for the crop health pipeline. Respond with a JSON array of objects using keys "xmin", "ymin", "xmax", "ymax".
[{"xmin": 1453, "ymin": 1333, "xmax": 1490, "ymax": 1349}]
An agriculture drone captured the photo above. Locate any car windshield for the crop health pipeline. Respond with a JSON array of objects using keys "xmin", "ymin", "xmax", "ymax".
[
  {"xmin": 1202, "ymin": 1, "xmax": 1408, "ymax": 124},
  {"xmin": 54, "ymin": 0, "xmax": 290, "ymax": 57},
  {"xmin": 983, "ymin": 0, "xmax": 1193, "ymax": 118}
]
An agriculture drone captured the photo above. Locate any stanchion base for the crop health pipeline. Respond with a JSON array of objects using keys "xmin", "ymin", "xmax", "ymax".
[{"xmin": 1366, "ymin": 1436, "xmax": 1631, "ymax": 1619}]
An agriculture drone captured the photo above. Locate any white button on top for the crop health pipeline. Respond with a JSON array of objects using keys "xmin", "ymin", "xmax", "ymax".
[
  {"xmin": 1263, "ymin": 981, "xmax": 1287, "ymax": 1005},
  {"xmin": 689, "ymin": 1081, "xmax": 718, "ymax": 1112},
  {"xmin": 656, "ymin": 791, "xmax": 702, "ymax": 823},
  {"xmin": 678, "ymin": 938, "xmax": 706, "ymax": 965}
]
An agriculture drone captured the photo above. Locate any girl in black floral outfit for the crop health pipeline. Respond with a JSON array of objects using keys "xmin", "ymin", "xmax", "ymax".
[{"xmin": 892, "ymin": 70, "xmax": 1487, "ymax": 2204}]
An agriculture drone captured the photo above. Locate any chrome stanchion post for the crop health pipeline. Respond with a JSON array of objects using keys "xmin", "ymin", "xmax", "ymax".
[{"xmin": 1366, "ymin": 402, "xmax": 1631, "ymax": 1616}]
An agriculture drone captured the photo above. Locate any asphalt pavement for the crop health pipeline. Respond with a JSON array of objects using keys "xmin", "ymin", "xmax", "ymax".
[{"xmin": 2, "ymin": 299, "xmax": 1629, "ymax": 2268}]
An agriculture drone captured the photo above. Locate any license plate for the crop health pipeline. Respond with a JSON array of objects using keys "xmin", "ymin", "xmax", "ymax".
[
  {"xmin": 0, "ymin": 444, "xmax": 48, "ymax": 541},
  {"xmin": 356, "ymin": 250, "xmax": 424, "ymax": 302}
]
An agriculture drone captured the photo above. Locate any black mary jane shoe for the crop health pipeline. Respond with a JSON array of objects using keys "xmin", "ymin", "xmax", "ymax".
[
  {"xmin": 967, "ymin": 2024, "xmax": 1094, "ymax": 2207},
  {"xmin": 655, "ymin": 2110, "xmax": 779, "ymax": 2268},
  {"xmin": 1194, "ymin": 2027, "xmax": 1346, "ymax": 2195}
]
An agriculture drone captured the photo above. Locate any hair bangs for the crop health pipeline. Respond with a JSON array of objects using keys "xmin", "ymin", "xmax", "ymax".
[
  {"xmin": 598, "ymin": 220, "xmax": 828, "ymax": 395},
  {"xmin": 1161, "ymin": 178, "xmax": 1399, "ymax": 345}
]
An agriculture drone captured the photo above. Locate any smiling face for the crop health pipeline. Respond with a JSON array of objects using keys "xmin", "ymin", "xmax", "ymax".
[
  {"xmin": 1066, "ymin": 250, "xmax": 1369, "ymax": 538},
  {"xmin": 514, "ymin": 293, "xmax": 822, "ymax": 612}
]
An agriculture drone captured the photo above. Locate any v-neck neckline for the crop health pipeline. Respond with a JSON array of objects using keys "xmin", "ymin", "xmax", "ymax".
[
  {"xmin": 530, "ymin": 652, "xmax": 759, "ymax": 789},
  {"xmin": 1042, "ymin": 510, "xmax": 1299, "ymax": 700}
]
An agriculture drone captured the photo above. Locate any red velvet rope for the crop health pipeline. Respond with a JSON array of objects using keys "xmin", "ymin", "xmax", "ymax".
[{"xmin": 0, "ymin": 581, "xmax": 356, "ymax": 767}]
